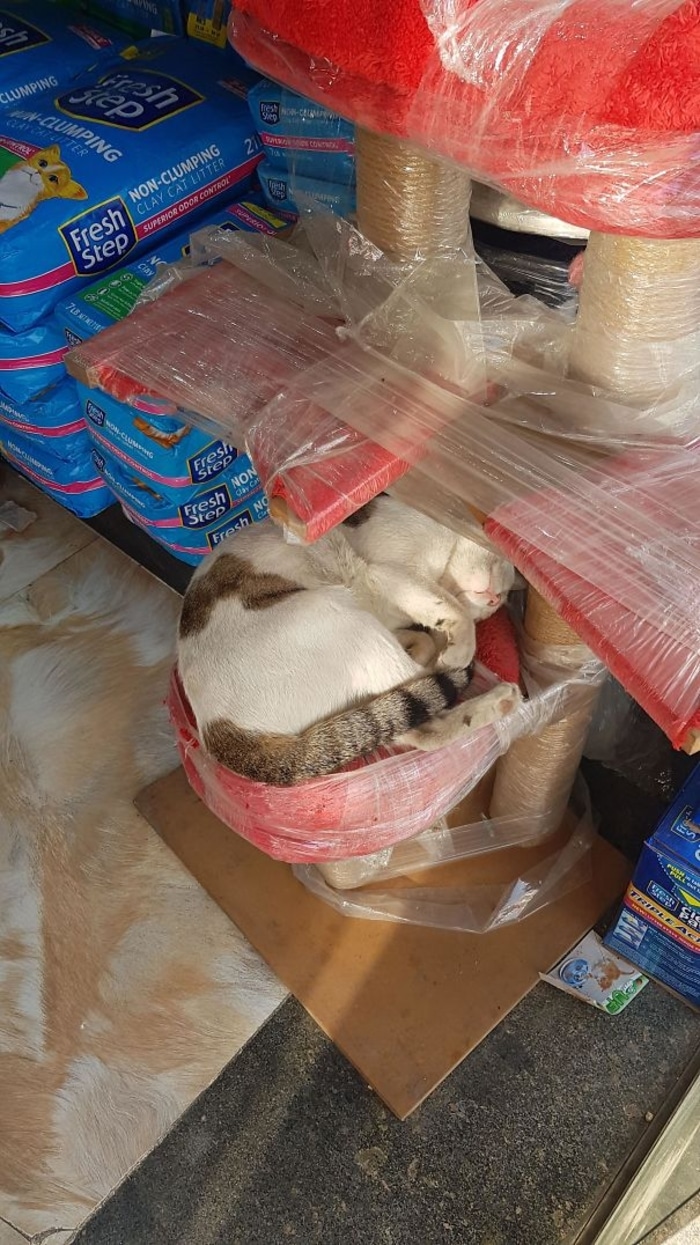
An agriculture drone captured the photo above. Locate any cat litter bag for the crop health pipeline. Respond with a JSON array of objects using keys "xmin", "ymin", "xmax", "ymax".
[
  {"xmin": 257, "ymin": 160, "xmax": 355, "ymax": 219},
  {"xmin": 58, "ymin": 0, "xmax": 183, "ymax": 40},
  {"xmin": 0, "ymin": 37, "xmax": 263, "ymax": 332},
  {"xmin": 0, "ymin": 379, "xmax": 86, "ymax": 458},
  {"xmin": 248, "ymin": 78, "xmax": 355, "ymax": 184},
  {"xmin": 0, "ymin": 420, "xmax": 113, "ymax": 515},
  {"xmin": 91, "ymin": 440, "xmax": 268, "ymax": 563},
  {"xmin": 0, "ymin": 318, "xmax": 68, "ymax": 401},
  {"xmin": 55, "ymin": 193, "xmax": 290, "ymax": 344},
  {"xmin": 79, "ymin": 381, "xmax": 260, "ymax": 503},
  {"xmin": 0, "ymin": 0, "xmax": 134, "ymax": 111}
]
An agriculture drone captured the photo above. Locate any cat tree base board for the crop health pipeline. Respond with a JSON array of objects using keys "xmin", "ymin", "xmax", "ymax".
[{"xmin": 136, "ymin": 766, "xmax": 630, "ymax": 1118}]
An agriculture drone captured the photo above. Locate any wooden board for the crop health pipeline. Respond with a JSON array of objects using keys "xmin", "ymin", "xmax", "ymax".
[{"xmin": 136, "ymin": 768, "xmax": 630, "ymax": 1119}]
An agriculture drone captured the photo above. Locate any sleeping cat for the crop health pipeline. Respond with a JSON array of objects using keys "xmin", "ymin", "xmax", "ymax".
[
  {"xmin": 0, "ymin": 146, "xmax": 87, "ymax": 233},
  {"xmin": 345, "ymin": 493, "xmax": 515, "ymax": 621},
  {"xmin": 178, "ymin": 500, "xmax": 520, "ymax": 786}
]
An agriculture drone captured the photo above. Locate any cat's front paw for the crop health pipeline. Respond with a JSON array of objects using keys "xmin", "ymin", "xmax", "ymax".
[
  {"xmin": 437, "ymin": 622, "xmax": 476, "ymax": 671},
  {"xmin": 396, "ymin": 628, "xmax": 439, "ymax": 668}
]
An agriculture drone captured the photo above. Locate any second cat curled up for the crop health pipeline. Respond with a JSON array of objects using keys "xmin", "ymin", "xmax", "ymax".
[{"xmin": 178, "ymin": 496, "xmax": 520, "ymax": 786}]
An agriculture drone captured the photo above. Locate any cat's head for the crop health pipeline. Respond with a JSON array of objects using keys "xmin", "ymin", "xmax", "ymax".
[
  {"xmin": 26, "ymin": 146, "xmax": 87, "ymax": 202},
  {"xmin": 446, "ymin": 542, "xmax": 516, "ymax": 620}
]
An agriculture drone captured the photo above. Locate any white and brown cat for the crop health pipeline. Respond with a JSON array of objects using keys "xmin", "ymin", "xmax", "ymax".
[
  {"xmin": 0, "ymin": 145, "xmax": 86, "ymax": 233},
  {"xmin": 178, "ymin": 496, "xmax": 519, "ymax": 786}
]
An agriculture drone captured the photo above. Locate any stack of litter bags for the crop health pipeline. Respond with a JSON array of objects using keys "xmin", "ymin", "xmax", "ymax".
[
  {"xmin": 248, "ymin": 76, "xmax": 356, "ymax": 218},
  {"xmin": 0, "ymin": 14, "xmax": 270, "ymax": 528},
  {"xmin": 55, "ymin": 193, "xmax": 286, "ymax": 558}
]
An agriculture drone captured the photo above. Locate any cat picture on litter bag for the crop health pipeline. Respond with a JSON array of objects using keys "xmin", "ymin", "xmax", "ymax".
[
  {"xmin": 0, "ymin": 38, "xmax": 261, "ymax": 332},
  {"xmin": 132, "ymin": 414, "xmax": 190, "ymax": 449},
  {"xmin": 0, "ymin": 144, "xmax": 86, "ymax": 232}
]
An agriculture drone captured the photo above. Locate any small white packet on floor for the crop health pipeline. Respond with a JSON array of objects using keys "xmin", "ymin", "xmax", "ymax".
[
  {"xmin": 541, "ymin": 930, "xmax": 648, "ymax": 1014},
  {"xmin": 0, "ymin": 500, "xmax": 37, "ymax": 532}
]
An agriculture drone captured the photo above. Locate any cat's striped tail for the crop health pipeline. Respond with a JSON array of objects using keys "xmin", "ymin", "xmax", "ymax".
[{"xmin": 202, "ymin": 665, "xmax": 473, "ymax": 786}]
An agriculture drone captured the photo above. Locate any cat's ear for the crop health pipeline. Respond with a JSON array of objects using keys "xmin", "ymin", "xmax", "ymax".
[
  {"xmin": 43, "ymin": 144, "xmax": 61, "ymax": 162},
  {"xmin": 62, "ymin": 179, "xmax": 88, "ymax": 201}
]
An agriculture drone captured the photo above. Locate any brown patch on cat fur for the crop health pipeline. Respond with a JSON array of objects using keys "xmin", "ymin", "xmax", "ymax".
[
  {"xmin": 179, "ymin": 553, "xmax": 302, "ymax": 638},
  {"xmin": 203, "ymin": 666, "xmax": 472, "ymax": 785}
]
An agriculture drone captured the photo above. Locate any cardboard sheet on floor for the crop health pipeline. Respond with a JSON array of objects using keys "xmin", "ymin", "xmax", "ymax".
[{"xmin": 136, "ymin": 768, "xmax": 630, "ymax": 1118}]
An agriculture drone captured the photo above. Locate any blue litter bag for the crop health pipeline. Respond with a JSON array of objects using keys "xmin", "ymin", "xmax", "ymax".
[
  {"xmin": 0, "ymin": 419, "xmax": 113, "ymax": 515},
  {"xmin": 257, "ymin": 160, "xmax": 355, "ymax": 218},
  {"xmin": 0, "ymin": 37, "xmax": 262, "ymax": 331},
  {"xmin": 0, "ymin": 319, "xmax": 67, "ymax": 401},
  {"xmin": 66, "ymin": 0, "xmax": 184, "ymax": 39},
  {"xmin": 0, "ymin": 1, "xmax": 133, "ymax": 109},
  {"xmin": 78, "ymin": 382, "xmax": 260, "ymax": 504},
  {"xmin": 55, "ymin": 193, "xmax": 289, "ymax": 344},
  {"xmin": 247, "ymin": 78, "xmax": 355, "ymax": 184},
  {"xmin": 0, "ymin": 380, "xmax": 86, "ymax": 459},
  {"xmin": 92, "ymin": 440, "xmax": 268, "ymax": 563}
]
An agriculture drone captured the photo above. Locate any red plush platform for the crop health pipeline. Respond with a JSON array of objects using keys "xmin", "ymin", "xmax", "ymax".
[
  {"xmin": 230, "ymin": 0, "xmax": 700, "ymax": 237},
  {"xmin": 485, "ymin": 443, "xmax": 700, "ymax": 750}
]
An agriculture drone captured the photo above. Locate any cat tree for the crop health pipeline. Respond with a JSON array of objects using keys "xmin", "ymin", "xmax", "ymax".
[{"xmin": 227, "ymin": 0, "xmax": 700, "ymax": 841}]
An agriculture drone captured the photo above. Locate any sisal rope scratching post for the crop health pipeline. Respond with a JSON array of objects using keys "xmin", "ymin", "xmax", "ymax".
[
  {"xmin": 491, "ymin": 233, "xmax": 700, "ymax": 834},
  {"xmin": 489, "ymin": 590, "xmax": 600, "ymax": 840},
  {"xmin": 569, "ymin": 235, "xmax": 700, "ymax": 402},
  {"xmin": 356, "ymin": 128, "xmax": 471, "ymax": 261}
]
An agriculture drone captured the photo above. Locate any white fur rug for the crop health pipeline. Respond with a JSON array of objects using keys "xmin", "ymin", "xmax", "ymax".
[{"xmin": 0, "ymin": 472, "xmax": 286, "ymax": 1240}]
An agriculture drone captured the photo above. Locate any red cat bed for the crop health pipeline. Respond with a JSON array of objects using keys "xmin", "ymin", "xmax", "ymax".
[
  {"xmin": 230, "ymin": 0, "xmax": 700, "ymax": 237},
  {"xmin": 168, "ymin": 623, "xmax": 522, "ymax": 862}
]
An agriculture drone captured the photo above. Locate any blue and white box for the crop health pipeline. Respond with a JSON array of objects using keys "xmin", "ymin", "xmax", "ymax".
[{"xmin": 605, "ymin": 764, "xmax": 700, "ymax": 1009}]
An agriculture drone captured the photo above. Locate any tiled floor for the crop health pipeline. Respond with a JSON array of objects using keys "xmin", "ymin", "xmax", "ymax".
[{"xmin": 0, "ymin": 469, "xmax": 286, "ymax": 1242}]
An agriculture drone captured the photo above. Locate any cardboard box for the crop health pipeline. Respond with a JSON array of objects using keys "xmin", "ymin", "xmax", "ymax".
[{"xmin": 605, "ymin": 765, "xmax": 700, "ymax": 1009}]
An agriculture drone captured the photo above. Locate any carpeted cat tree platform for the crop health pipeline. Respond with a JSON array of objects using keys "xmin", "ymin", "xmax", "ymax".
[{"xmin": 227, "ymin": 0, "xmax": 700, "ymax": 824}]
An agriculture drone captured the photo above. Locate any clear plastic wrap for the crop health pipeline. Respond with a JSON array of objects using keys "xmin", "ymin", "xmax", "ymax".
[
  {"xmin": 168, "ymin": 660, "xmax": 602, "ymax": 862},
  {"xmin": 229, "ymin": 0, "xmax": 700, "ymax": 238},
  {"xmin": 295, "ymin": 792, "xmax": 595, "ymax": 932},
  {"xmin": 65, "ymin": 224, "xmax": 700, "ymax": 750},
  {"xmin": 473, "ymin": 238, "xmax": 582, "ymax": 313}
]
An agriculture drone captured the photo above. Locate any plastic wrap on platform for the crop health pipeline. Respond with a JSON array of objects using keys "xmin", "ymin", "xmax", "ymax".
[
  {"xmin": 65, "ymin": 223, "xmax": 700, "ymax": 749},
  {"xmin": 229, "ymin": 0, "xmax": 700, "ymax": 237}
]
